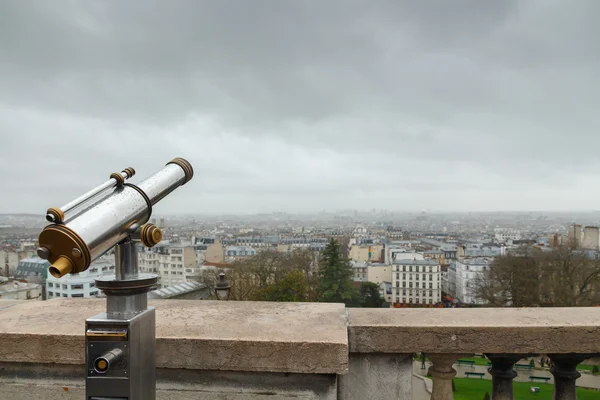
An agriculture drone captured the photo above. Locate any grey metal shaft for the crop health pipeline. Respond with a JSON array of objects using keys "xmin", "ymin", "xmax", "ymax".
[
  {"xmin": 107, "ymin": 293, "xmax": 148, "ymax": 318},
  {"xmin": 115, "ymin": 240, "xmax": 139, "ymax": 280}
]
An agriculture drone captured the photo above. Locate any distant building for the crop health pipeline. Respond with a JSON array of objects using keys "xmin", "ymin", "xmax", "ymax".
[
  {"xmin": 451, "ymin": 258, "xmax": 491, "ymax": 305},
  {"xmin": 192, "ymin": 237, "xmax": 225, "ymax": 264},
  {"xmin": 583, "ymin": 226, "xmax": 599, "ymax": 250},
  {"xmin": 15, "ymin": 257, "xmax": 49, "ymax": 282},
  {"xmin": 0, "ymin": 277, "xmax": 42, "ymax": 300},
  {"xmin": 568, "ymin": 224, "xmax": 583, "ymax": 248},
  {"xmin": 378, "ymin": 281, "xmax": 392, "ymax": 304},
  {"xmin": 348, "ymin": 244, "xmax": 384, "ymax": 263},
  {"xmin": 225, "ymin": 246, "xmax": 257, "ymax": 258},
  {"xmin": 391, "ymin": 258, "xmax": 441, "ymax": 305},
  {"xmin": 494, "ymin": 229, "xmax": 522, "ymax": 244},
  {"xmin": 367, "ymin": 264, "xmax": 393, "ymax": 286},
  {"xmin": 139, "ymin": 242, "xmax": 197, "ymax": 288},
  {"xmin": 46, "ymin": 257, "xmax": 115, "ymax": 299}
]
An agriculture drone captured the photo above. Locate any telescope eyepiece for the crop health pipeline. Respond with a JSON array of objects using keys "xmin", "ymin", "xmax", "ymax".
[{"xmin": 48, "ymin": 256, "xmax": 74, "ymax": 279}]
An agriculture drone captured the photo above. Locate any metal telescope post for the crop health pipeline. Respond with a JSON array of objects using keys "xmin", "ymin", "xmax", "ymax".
[{"xmin": 37, "ymin": 158, "xmax": 193, "ymax": 400}]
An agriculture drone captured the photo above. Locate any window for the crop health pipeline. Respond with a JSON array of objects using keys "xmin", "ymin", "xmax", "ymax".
[
  {"xmin": 402, "ymin": 265, "xmax": 406, "ymax": 272},
  {"xmin": 396, "ymin": 297, "xmax": 400, "ymax": 303},
  {"xmin": 48, "ymin": 291, "xmax": 53, "ymax": 297},
  {"xmin": 409, "ymin": 282, "xmax": 413, "ymax": 288},
  {"xmin": 416, "ymin": 298, "xmax": 420, "ymax": 304},
  {"xmin": 409, "ymin": 298, "xmax": 413, "ymax": 303},
  {"xmin": 428, "ymin": 266, "xmax": 432, "ymax": 272},
  {"xmin": 396, "ymin": 273, "xmax": 400, "ymax": 279},
  {"xmin": 72, "ymin": 284, "xmax": 83, "ymax": 290},
  {"xmin": 402, "ymin": 282, "xmax": 406, "ymax": 288},
  {"xmin": 429, "ymin": 283, "xmax": 433, "ymax": 289},
  {"xmin": 429, "ymin": 290, "xmax": 433, "ymax": 297},
  {"xmin": 48, "ymin": 283, "xmax": 53, "ymax": 288},
  {"xmin": 416, "ymin": 266, "xmax": 419, "ymax": 273},
  {"xmin": 62, "ymin": 294, "xmax": 68, "ymax": 297},
  {"xmin": 90, "ymin": 291, "xmax": 98, "ymax": 296},
  {"xmin": 409, "ymin": 266, "xmax": 412, "ymax": 272},
  {"xmin": 402, "ymin": 273, "xmax": 405, "ymax": 279},
  {"xmin": 429, "ymin": 274, "xmax": 433, "ymax": 280},
  {"xmin": 62, "ymin": 285, "xmax": 68, "ymax": 290},
  {"xmin": 402, "ymin": 289, "xmax": 406, "ymax": 295},
  {"xmin": 416, "ymin": 274, "xmax": 419, "ymax": 281},
  {"xmin": 89, "ymin": 283, "xmax": 95, "ymax": 288},
  {"xmin": 422, "ymin": 283, "xmax": 426, "ymax": 289},
  {"xmin": 422, "ymin": 273, "xmax": 426, "ymax": 280},
  {"xmin": 72, "ymin": 294, "xmax": 84, "ymax": 298},
  {"xmin": 402, "ymin": 297, "xmax": 406, "ymax": 303},
  {"xmin": 429, "ymin": 299, "xmax": 433, "ymax": 304},
  {"xmin": 102, "ymin": 267, "xmax": 108, "ymax": 271}
]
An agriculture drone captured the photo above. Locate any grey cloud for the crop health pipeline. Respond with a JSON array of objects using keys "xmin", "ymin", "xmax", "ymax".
[{"xmin": 0, "ymin": 1, "xmax": 599, "ymax": 213}]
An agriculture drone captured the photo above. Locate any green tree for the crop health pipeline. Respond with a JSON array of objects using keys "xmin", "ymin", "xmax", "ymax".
[
  {"xmin": 482, "ymin": 393, "xmax": 490, "ymax": 400},
  {"xmin": 317, "ymin": 239, "xmax": 359, "ymax": 306},
  {"xmin": 359, "ymin": 282, "xmax": 385, "ymax": 307},
  {"xmin": 254, "ymin": 270, "xmax": 310, "ymax": 302}
]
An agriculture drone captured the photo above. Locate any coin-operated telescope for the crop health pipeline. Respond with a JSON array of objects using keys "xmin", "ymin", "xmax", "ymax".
[{"xmin": 37, "ymin": 157, "xmax": 193, "ymax": 400}]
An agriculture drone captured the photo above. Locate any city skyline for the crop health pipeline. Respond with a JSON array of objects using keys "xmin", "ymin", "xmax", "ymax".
[{"xmin": 1, "ymin": 1, "xmax": 599, "ymax": 213}]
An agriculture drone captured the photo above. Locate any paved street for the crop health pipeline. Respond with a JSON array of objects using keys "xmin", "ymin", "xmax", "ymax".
[
  {"xmin": 412, "ymin": 375, "xmax": 432, "ymax": 400},
  {"xmin": 413, "ymin": 360, "xmax": 600, "ymax": 390}
]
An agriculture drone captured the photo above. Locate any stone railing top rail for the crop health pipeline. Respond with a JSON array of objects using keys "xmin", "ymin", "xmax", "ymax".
[
  {"xmin": 3, "ymin": 300, "xmax": 600, "ymax": 375},
  {"xmin": 348, "ymin": 308, "xmax": 600, "ymax": 354},
  {"xmin": 0, "ymin": 299, "xmax": 348, "ymax": 374}
]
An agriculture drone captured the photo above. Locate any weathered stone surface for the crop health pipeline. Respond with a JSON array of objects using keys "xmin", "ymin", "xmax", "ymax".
[
  {"xmin": 338, "ymin": 353, "xmax": 412, "ymax": 400},
  {"xmin": 348, "ymin": 308, "xmax": 600, "ymax": 354},
  {"xmin": 0, "ymin": 299, "xmax": 348, "ymax": 374},
  {"xmin": 0, "ymin": 364, "xmax": 337, "ymax": 400}
]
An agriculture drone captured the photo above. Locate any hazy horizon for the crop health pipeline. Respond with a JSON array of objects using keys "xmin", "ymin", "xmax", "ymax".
[{"xmin": 1, "ymin": 1, "xmax": 599, "ymax": 214}]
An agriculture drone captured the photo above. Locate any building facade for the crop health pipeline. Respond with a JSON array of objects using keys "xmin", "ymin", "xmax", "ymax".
[
  {"xmin": 391, "ymin": 259, "xmax": 441, "ymax": 305},
  {"xmin": 139, "ymin": 243, "xmax": 197, "ymax": 288},
  {"xmin": 46, "ymin": 257, "xmax": 116, "ymax": 299},
  {"xmin": 452, "ymin": 258, "xmax": 490, "ymax": 305},
  {"xmin": 0, "ymin": 277, "xmax": 42, "ymax": 300}
]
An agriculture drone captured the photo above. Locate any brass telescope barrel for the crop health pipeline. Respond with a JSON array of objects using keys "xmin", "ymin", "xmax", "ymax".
[{"xmin": 38, "ymin": 158, "xmax": 193, "ymax": 279}]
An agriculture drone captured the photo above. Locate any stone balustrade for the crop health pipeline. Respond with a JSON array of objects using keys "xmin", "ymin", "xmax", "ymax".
[
  {"xmin": 347, "ymin": 307, "xmax": 600, "ymax": 400},
  {"xmin": 1, "ymin": 299, "xmax": 600, "ymax": 399}
]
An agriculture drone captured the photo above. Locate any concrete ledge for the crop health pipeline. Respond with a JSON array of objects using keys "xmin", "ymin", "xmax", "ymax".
[
  {"xmin": 0, "ymin": 362, "xmax": 337, "ymax": 400},
  {"xmin": 348, "ymin": 308, "xmax": 600, "ymax": 354},
  {"xmin": 0, "ymin": 299, "xmax": 348, "ymax": 374}
]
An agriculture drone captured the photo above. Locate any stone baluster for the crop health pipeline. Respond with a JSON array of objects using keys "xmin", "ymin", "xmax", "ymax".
[
  {"xmin": 428, "ymin": 353, "xmax": 471, "ymax": 400},
  {"xmin": 485, "ymin": 354, "xmax": 527, "ymax": 400},
  {"xmin": 548, "ymin": 354, "xmax": 590, "ymax": 400}
]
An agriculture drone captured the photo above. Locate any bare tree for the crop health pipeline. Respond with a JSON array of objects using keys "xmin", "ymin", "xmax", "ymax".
[
  {"xmin": 471, "ymin": 246, "xmax": 600, "ymax": 307},
  {"xmin": 198, "ymin": 249, "xmax": 317, "ymax": 301}
]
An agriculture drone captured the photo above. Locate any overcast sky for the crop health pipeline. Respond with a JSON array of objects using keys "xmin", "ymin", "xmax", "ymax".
[{"xmin": 1, "ymin": 1, "xmax": 599, "ymax": 214}]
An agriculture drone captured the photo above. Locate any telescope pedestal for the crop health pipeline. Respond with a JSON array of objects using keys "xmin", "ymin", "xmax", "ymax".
[{"xmin": 85, "ymin": 240, "xmax": 158, "ymax": 400}]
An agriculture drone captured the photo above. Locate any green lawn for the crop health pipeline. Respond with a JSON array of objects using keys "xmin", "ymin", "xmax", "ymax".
[
  {"xmin": 457, "ymin": 357, "xmax": 597, "ymax": 372},
  {"xmin": 453, "ymin": 378, "xmax": 599, "ymax": 400}
]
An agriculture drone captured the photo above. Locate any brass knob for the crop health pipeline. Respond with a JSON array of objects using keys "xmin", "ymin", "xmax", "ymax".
[{"xmin": 140, "ymin": 224, "xmax": 162, "ymax": 248}]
